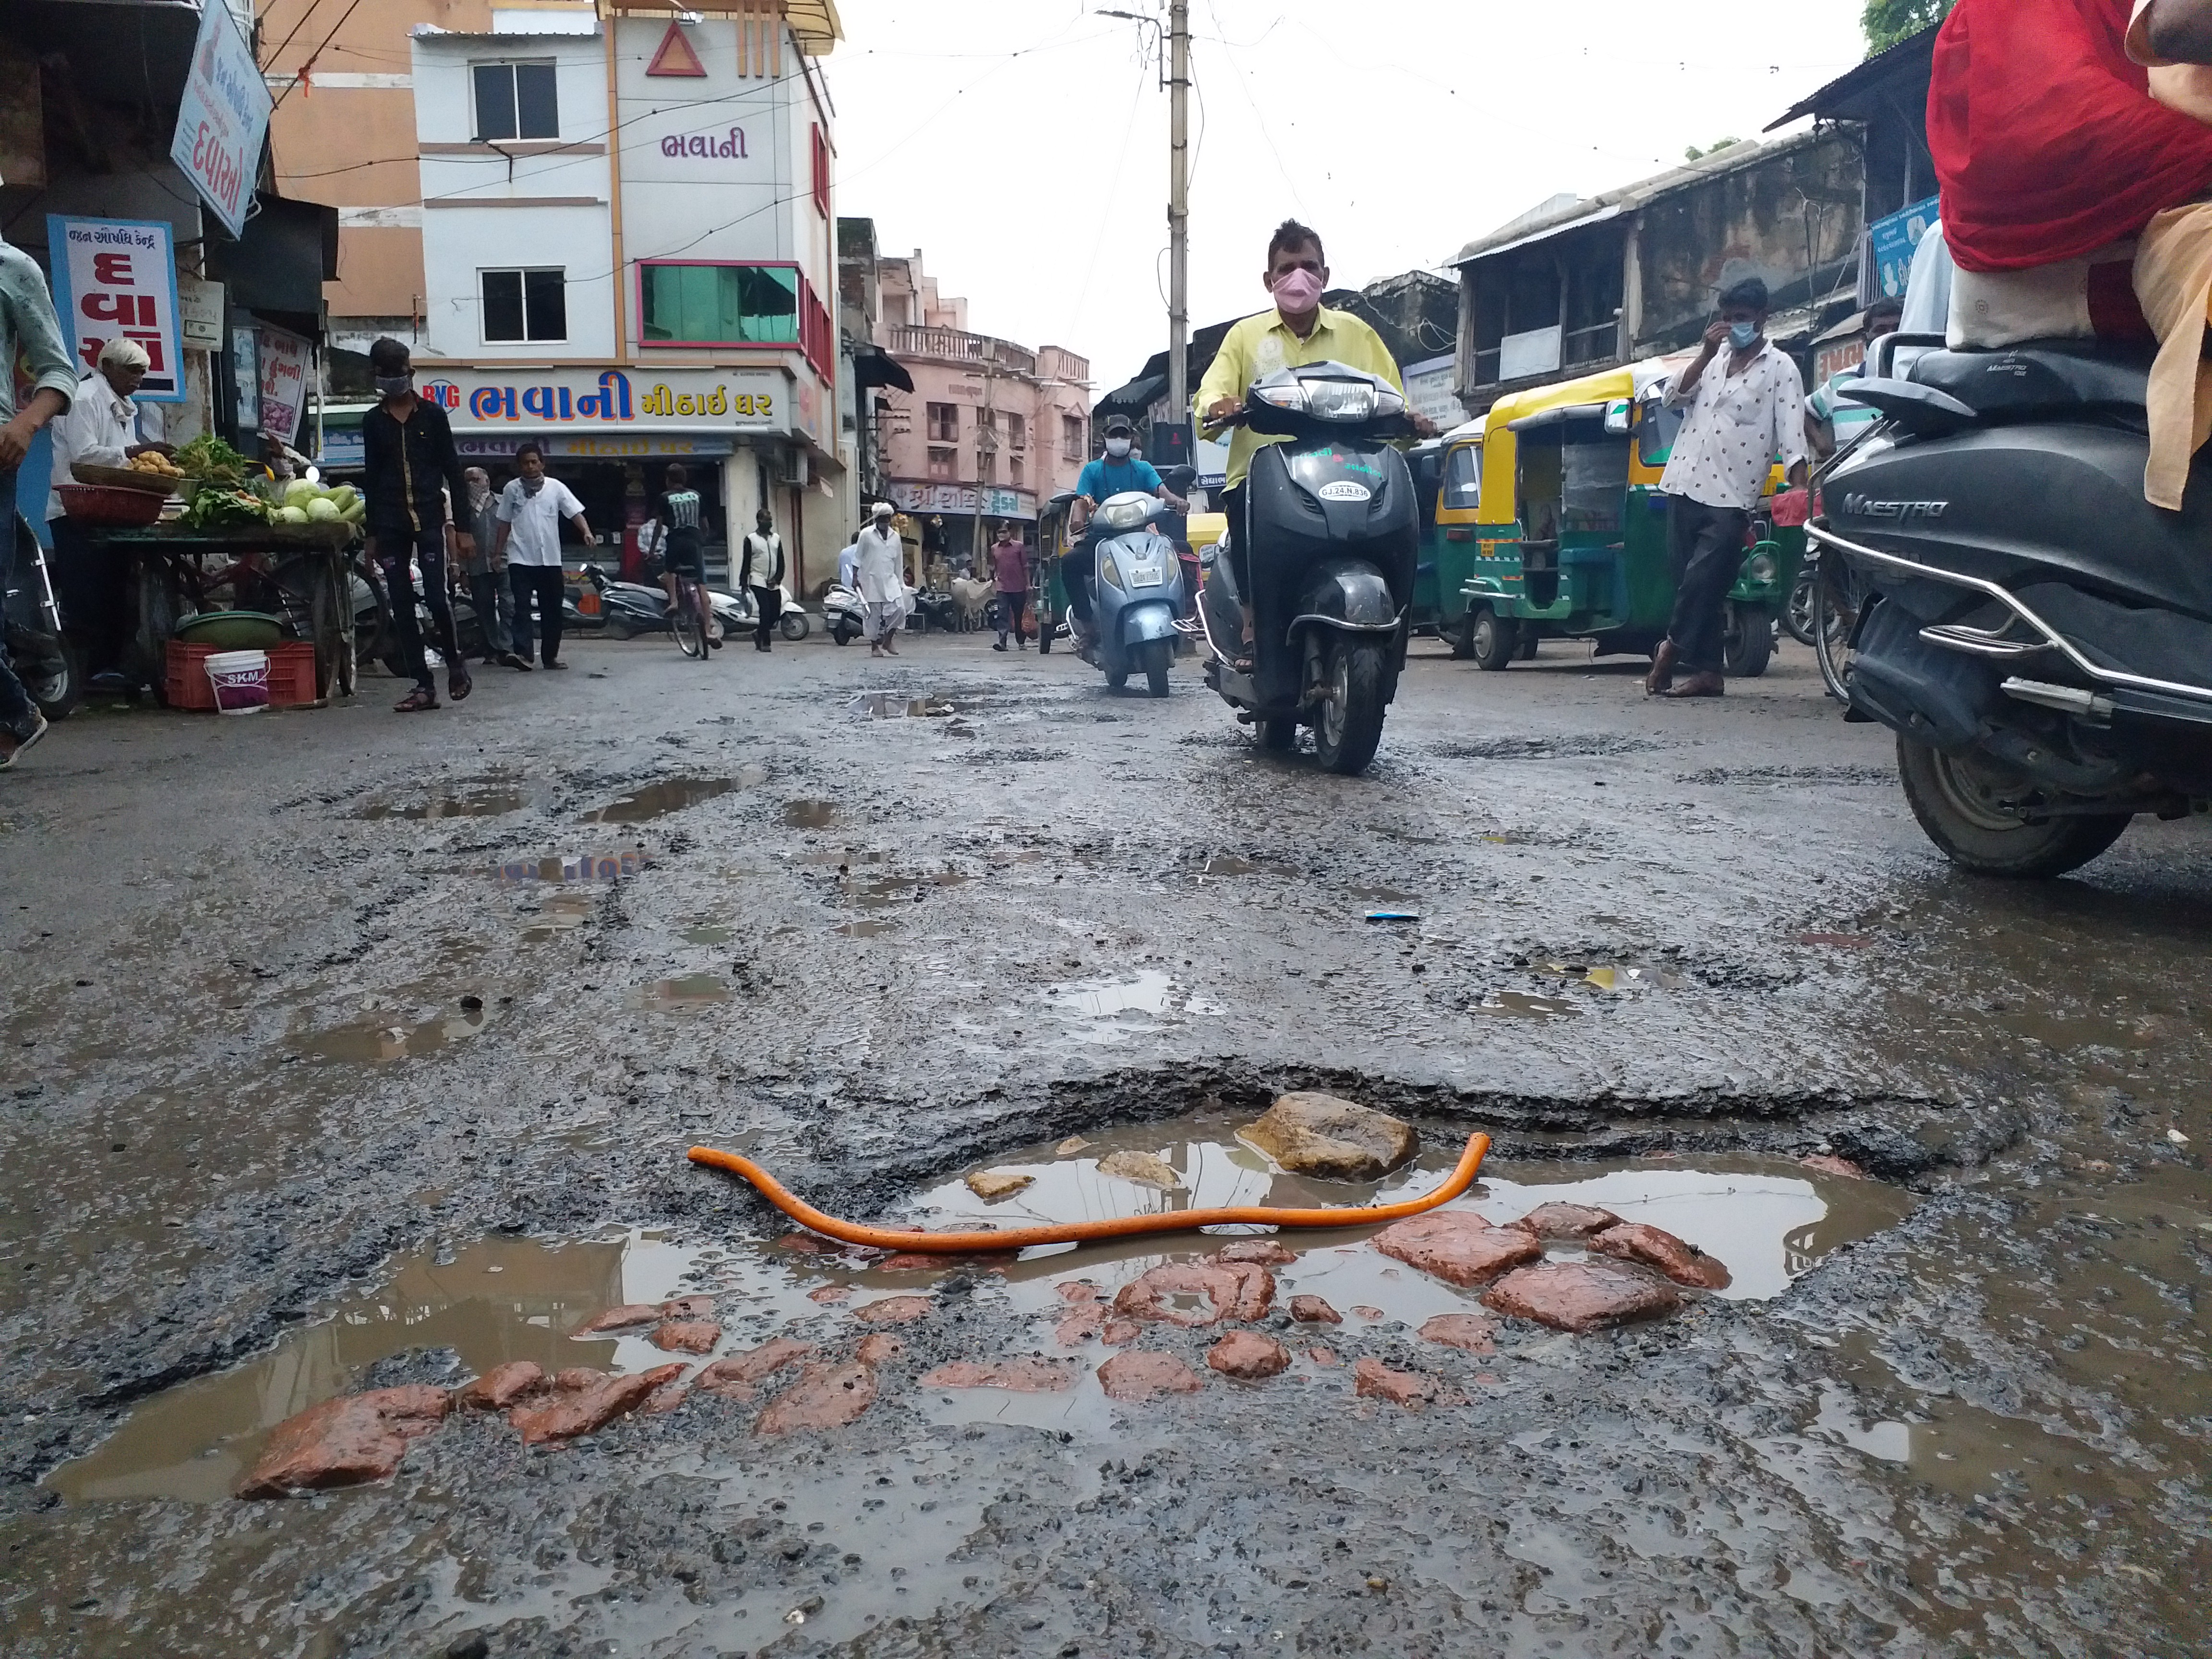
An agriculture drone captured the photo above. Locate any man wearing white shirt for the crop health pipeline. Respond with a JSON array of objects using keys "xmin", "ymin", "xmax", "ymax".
[
  {"xmin": 854, "ymin": 501, "xmax": 907, "ymax": 656},
  {"xmin": 493, "ymin": 443, "xmax": 593, "ymax": 670},
  {"xmin": 1647, "ymin": 277, "xmax": 1807, "ymax": 699},
  {"xmin": 47, "ymin": 338, "xmax": 171, "ymax": 686}
]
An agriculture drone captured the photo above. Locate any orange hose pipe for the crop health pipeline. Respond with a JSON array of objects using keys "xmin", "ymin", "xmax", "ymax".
[{"xmin": 686, "ymin": 1131, "xmax": 1491, "ymax": 1253}]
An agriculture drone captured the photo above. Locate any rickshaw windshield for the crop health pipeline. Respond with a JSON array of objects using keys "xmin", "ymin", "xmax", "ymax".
[
  {"xmin": 1561, "ymin": 433, "xmax": 1629, "ymax": 533},
  {"xmin": 1441, "ymin": 444, "xmax": 1480, "ymax": 511},
  {"xmin": 1636, "ymin": 397, "xmax": 1682, "ymax": 467}
]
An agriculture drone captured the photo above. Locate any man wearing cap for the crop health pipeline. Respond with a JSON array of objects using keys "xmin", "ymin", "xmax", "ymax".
[
  {"xmin": 1065, "ymin": 414, "xmax": 1184, "ymax": 638},
  {"xmin": 48, "ymin": 337, "xmax": 173, "ymax": 690},
  {"xmin": 854, "ymin": 501, "xmax": 908, "ymax": 656}
]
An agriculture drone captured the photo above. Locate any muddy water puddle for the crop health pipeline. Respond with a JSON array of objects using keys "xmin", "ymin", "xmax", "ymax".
[
  {"xmin": 782, "ymin": 798, "xmax": 839, "ymax": 828},
  {"xmin": 848, "ymin": 691, "xmax": 955, "ymax": 719},
  {"xmin": 304, "ymin": 997, "xmax": 493, "ymax": 1063},
  {"xmin": 355, "ymin": 780, "xmax": 534, "ymax": 820},
  {"xmin": 841, "ymin": 869, "xmax": 968, "ymax": 909},
  {"xmin": 639, "ymin": 974, "xmax": 730, "ymax": 1008},
  {"xmin": 582, "ymin": 768, "xmax": 764, "ymax": 824},
  {"xmin": 519, "ymin": 893, "xmax": 595, "ymax": 943},
  {"xmin": 1039, "ymin": 970, "xmax": 1225, "ymax": 1037}
]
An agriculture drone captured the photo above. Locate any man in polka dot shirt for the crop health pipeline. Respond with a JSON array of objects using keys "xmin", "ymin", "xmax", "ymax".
[{"xmin": 1647, "ymin": 277, "xmax": 1808, "ymax": 698}]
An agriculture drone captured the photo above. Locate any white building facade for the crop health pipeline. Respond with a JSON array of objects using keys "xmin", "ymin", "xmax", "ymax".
[{"xmin": 408, "ymin": 3, "xmax": 845, "ymax": 586}]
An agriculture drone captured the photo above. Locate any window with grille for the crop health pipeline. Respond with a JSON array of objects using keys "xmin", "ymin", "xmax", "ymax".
[
  {"xmin": 473, "ymin": 62, "xmax": 558, "ymax": 141},
  {"xmin": 481, "ymin": 268, "xmax": 567, "ymax": 343},
  {"xmin": 926, "ymin": 447, "xmax": 956, "ymax": 480},
  {"xmin": 1061, "ymin": 413, "xmax": 1084, "ymax": 461}
]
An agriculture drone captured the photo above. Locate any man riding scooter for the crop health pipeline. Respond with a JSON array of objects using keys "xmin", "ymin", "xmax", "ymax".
[{"xmin": 1064, "ymin": 415, "xmax": 1185, "ymax": 645}]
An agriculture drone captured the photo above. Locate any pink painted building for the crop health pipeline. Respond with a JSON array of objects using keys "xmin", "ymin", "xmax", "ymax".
[{"xmin": 873, "ymin": 251, "xmax": 1091, "ymax": 561}]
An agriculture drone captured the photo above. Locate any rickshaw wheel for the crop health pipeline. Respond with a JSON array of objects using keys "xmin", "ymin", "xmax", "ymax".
[
  {"xmin": 1722, "ymin": 602, "xmax": 1773, "ymax": 678},
  {"xmin": 1468, "ymin": 606, "xmax": 1519, "ymax": 672}
]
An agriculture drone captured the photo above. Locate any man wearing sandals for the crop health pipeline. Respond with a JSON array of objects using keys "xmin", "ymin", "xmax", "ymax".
[
  {"xmin": 361, "ymin": 339, "xmax": 474, "ymax": 711},
  {"xmin": 494, "ymin": 444, "xmax": 594, "ymax": 673}
]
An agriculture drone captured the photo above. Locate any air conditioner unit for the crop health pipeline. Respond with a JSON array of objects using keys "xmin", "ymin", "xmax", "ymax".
[{"xmin": 777, "ymin": 448, "xmax": 809, "ymax": 488}]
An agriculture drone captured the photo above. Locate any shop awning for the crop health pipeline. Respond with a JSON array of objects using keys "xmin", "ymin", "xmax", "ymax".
[
  {"xmin": 204, "ymin": 192, "xmax": 339, "ymax": 338},
  {"xmin": 853, "ymin": 343, "xmax": 913, "ymax": 394}
]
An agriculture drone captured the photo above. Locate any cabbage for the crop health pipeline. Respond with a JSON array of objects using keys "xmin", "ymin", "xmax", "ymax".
[
  {"xmin": 304, "ymin": 497, "xmax": 342, "ymax": 522},
  {"xmin": 276, "ymin": 505, "xmax": 310, "ymax": 524},
  {"xmin": 284, "ymin": 480, "xmax": 318, "ymax": 508}
]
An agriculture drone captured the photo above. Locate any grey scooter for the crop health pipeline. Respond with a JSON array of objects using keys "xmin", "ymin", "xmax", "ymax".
[{"xmin": 1076, "ymin": 492, "xmax": 1185, "ymax": 697}]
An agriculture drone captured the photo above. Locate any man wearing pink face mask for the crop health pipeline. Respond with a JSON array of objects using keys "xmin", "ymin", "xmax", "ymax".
[{"xmin": 1196, "ymin": 219, "xmax": 1412, "ymax": 662}]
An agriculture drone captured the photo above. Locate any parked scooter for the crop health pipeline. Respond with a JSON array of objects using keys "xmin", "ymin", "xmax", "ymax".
[
  {"xmin": 1812, "ymin": 331, "xmax": 2212, "ymax": 877},
  {"xmin": 822, "ymin": 581, "xmax": 867, "ymax": 646},
  {"xmin": 1198, "ymin": 361, "xmax": 1417, "ymax": 773},
  {"xmin": 582, "ymin": 563, "xmax": 775, "ymax": 642},
  {"xmin": 1073, "ymin": 491, "xmax": 1186, "ymax": 697},
  {"xmin": 4, "ymin": 513, "xmax": 81, "ymax": 722}
]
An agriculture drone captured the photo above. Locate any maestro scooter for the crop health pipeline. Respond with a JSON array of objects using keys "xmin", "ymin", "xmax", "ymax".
[
  {"xmin": 1073, "ymin": 478, "xmax": 1190, "ymax": 697},
  {"xmin": 1812, "ymin": 329, "xmax": 2212, "ymax": 877},
  {"xmin": 1198, "ymin": 361, "xmax": 1417, "ymax": 774},
  {"xmin": 4, "ymin": 512, "xmax": 81, "ymax": 722}
]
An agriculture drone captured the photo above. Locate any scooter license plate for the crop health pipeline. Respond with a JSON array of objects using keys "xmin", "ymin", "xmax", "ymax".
[{"xmin": 1129, "ymin": 565, "xmax": 1165, "ymax": 588}]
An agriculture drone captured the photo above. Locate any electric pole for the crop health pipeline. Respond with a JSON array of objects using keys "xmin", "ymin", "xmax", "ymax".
[{"xmin": 1166, "ymin": 0, "xmax": 1190, "ymax": 433}]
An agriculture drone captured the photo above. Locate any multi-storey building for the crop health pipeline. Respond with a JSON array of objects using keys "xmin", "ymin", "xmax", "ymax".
[{"xmin": 873, "ymin": 251, "xmax": 1089, "ymax": 563}]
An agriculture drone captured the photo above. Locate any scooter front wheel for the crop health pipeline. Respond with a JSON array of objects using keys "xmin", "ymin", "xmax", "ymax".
[
  {"xmin": 1313, "ymin": 638, "xmax": 1389, "ymax": 775},
  {"xmin": 1143, "ymin": 637, "xmax": 1171, "ymax": 698}
]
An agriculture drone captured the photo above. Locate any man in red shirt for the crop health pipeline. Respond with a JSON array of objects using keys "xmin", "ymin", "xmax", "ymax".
[{"xmin": 989, "ymin": 523, "xmax": 1030, "ymax": 652}]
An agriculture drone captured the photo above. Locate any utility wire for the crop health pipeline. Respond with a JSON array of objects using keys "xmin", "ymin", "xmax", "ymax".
[{"xmin": 269, "ymin": 0, "xmax": 370, "ymax": 115}]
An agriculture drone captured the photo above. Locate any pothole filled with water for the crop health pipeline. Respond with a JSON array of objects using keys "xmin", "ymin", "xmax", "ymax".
[
  {"xmin": 304, "ymin": 997, "xmax": 492, "ymax": 1063},
  {"xmin": 640, "ymin": 974, "xmax": 730, "ymax": 1008},
  {"xmin": 848, "ymin": 691, "xmax": 955, "ymax": 719},
  {"xmin": 52, "ymin": 1112, "xmax": 1913, "ymax": 1510},
  {"xmin": 355, "ymin": 781, "xmax": 533, "ymax": 821},
  {"xmin": 1039, "ymin": 972, "xmax": 1224, "ymax": 1037},
  {"xmin": 840, "ymin": 870, "xmax": 968, "ymax": 910},
  {"xmin": 782, "ymin": 799, "xmax": 838, "ymax": 828}
]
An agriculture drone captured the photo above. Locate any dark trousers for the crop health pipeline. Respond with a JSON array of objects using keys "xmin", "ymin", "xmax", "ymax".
[
  {"xmin": 48, "ymin": 517, "xmax": 132, "ymax": 679},
  {"xmin": 467, "ymin": 566, "xmax": 513, "ymax": 659},
  {"xmin": 1217, "ymin": 483, "xmax": 1250, "ymax": 601},
  {"xmin": 0, "ymin": 476, "xmax": 36, "ymax": 735},
  {"xmin": 750, "ymin": 584, "xmax": 781, "ymax": 649},
  {"xmin": 1664, "ymin": 496, "xmax": 1750, "ymax": 676},
  {"xmin": 1063, "ymin": 535, "xmax": 1098, "ymax": 626},
  {"xmin": 378, "ymin": 525, "xmax": 465, "ymax": 691},
  {"xmin": 509, "ymin": 564, "xmax": 565, "ymax": 665},
  {"xmin": 996, "ymin": 588, "xmax": 1028, "ymax": 643}
]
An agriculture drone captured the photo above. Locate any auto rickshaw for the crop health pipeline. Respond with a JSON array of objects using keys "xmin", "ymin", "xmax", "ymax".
[
  {"xmin": 1406, "ymin": 418, "xmax": 1489, "ymax": 651},
  {"xmin": 1458, "ymin": 358, "xmax": 1798, "ymax": 675},
  {"xmin": 1035, "ymin": 491, "xmax": 1078, "ymax": 653}
]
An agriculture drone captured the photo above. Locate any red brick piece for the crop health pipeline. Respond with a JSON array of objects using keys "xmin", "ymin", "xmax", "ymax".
[
  {"xmin": 1371, "ymin": 1211, "xmax": 1542, "ymax": 1287},
  {"xmin": 452, "ymin": 1360, "xmax": 548, "ymax": 1411},
  {"xmin": 1096, "ymin": 1351, "xmax": 1205, "ymax": 1402},
  {"xmin": 920, "ymin": 1358, "xmax": 1074, "ymax": 1392},
  {"xmin": 1211, "ymin": 1239, "xmax": 1297, "ymax": 1265},
  {"xmin": 853, "ymin": 1295, "xmax": 934, "ymax": 1325},
  {"xmin": 650, "ymin": 1320, "xmax": 721, "ymax": 1355},
  {"xmin": 509, "ymin": 1365, "xmax": 684, "ymax": 1445},
  {"xmin": 237, "ymin": 1386, "xmax": 450, "ymax": 1498},
  {"xmin": 572, "ymin": 1303, "xmax": 663, "ymax": 1335},
  {"xmin": 1587, "ymin": 1222, "xmax": 1731, "ymax": 1290},
  {"xmin": 1353, "ymin": 1359, "xmax": 1441, "ymax": 1411},
  {"xmin": 757, "ymin": 1361, "xmax": 877, "ymax": 1434},
  {"xmin": 1205, "ymin": 1331, "xmax": 1292, "ymax": 1380},
  {"xmin": 1418, "ymin": 1313, "xmax": 1498, "ymax": 1354},
  {"xmin": 1506, "ymin": 1202, "xmax": 1621, "ymax": 1239},
  {"xmin": 695, "ymin": 1336, "xmax": 813, "ymax": 1401},
  {"xmin": 1111, "ymin": 1262, "xmax": 1275, "ymax": 1326},
  {"xmin": 1481, "ymin": 1262, "xmax": 1681, "ymax": 1333},
  {"xmin": 1288, "ymin": 1295, "xmax": 1342, "ymax": 1324}
]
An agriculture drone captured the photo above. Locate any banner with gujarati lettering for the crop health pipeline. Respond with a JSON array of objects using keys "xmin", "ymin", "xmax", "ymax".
[
  {"xmin": 170, "ymin": 0, "xmax": 271, "ymax": 240},
  {"xmin": 46, "ymin": 216, "xmax": 184, "ymax": 404}
]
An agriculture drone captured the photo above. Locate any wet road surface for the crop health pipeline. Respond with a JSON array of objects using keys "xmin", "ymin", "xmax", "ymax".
[{"xmin": 2, "ymin": 629, "xmax": 2208, "ymax": 1657}]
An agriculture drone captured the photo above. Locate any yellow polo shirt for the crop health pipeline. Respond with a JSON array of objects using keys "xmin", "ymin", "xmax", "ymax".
[{"xmin": 1195, "ymin": 304, "xmax": 1405, "ymax": 487}]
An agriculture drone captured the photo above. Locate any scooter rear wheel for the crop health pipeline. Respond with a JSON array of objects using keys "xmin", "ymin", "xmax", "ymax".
[{"xmin": 1896, "ymin": 735, "xmax": 2132, "ymax": 878}]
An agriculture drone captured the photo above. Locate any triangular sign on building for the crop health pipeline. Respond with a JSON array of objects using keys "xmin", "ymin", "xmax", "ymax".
[{"xmin": 646, "ymin": 20, "xmax": 708, "ymax": 77}]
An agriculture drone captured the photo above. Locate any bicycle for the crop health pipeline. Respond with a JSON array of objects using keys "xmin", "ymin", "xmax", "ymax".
[{"xmin": 670, "ymin": 572, "xmax": 713, "ymax": 660}]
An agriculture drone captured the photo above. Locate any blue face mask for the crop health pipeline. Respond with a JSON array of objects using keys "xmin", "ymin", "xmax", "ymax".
[{"xmin": 1728, "ymin": 321, "xmax": 1759, "ymax": 351}]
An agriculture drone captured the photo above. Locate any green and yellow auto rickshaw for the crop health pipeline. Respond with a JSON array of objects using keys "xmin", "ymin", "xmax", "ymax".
[
  {"xmin": 1403, "ymin": 419, "xmax": 1489, "ymax": 649},
  {"xmin": 1035, "ymin": 491, "xmax": 1078, "ymax": 653},
  {"xmin": 1457, "ymin": 359, "xmax": 1798, "ymax": 675}
]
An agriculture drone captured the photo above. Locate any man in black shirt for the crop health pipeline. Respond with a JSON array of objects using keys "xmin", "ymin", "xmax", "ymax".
[
  {"xmin": 361, "ymin": 338, "xmax": 472, "ymax": 710},
  {"xmin": 652, "ymin": 462, "xmax": 716, "ymax": 646}
]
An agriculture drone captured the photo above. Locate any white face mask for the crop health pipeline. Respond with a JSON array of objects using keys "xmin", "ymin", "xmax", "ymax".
[{"xmin": 1105, "ymin": 437, "xmax": 1132, "ymax": 459}]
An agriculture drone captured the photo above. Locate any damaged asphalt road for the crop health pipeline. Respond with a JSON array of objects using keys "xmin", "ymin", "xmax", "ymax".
[{"xmin": 1, "ymin": 632, "xmax": 2208, "ymax": 1657}]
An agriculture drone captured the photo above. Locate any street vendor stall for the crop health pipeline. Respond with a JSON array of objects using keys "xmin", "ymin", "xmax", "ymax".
[{"xmin": 57, "ymin": 435, "xmax": 369, "ymax": 707}]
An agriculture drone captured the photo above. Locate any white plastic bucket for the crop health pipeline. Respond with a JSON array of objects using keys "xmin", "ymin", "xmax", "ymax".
[{"xmin": 204, "ymin": 648, "xmax": 271, "ymax": 715}]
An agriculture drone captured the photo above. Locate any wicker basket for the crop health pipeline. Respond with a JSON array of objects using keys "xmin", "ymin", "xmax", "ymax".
[{"xmin": 58, "ymin": 483, "xmax": 168, "ymax": 527}]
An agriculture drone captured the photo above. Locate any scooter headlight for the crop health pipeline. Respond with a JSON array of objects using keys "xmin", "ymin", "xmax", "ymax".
[
  {"xmin": 1097, "ymin": 497, "xmax": 1153, "ymax": 532},
  {"xmin": 1099, "ymin": 553, "xmax": 1123, "ymax": 589},
  {"xmin": 1748, "ymin": 552, "xmax": 1778, "ymax": 585},
  {"xmin": 1252, "ymin": 382, "xmax": 1310, "ymax": 413},
  {"xmin": 1303, "ymin": 379, "xmax": 1377, "ymax": 422}
]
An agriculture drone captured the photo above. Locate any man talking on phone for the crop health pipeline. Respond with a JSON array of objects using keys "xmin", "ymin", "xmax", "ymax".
[{"xmin": 1646, "ymin": 277, "xmax": 1807, "ymax": 699}]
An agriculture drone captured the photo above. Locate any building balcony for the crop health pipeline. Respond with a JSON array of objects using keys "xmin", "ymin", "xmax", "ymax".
[{"xmin": 886, "ymin": 326, "xmax": 1037, "ymax": 376}]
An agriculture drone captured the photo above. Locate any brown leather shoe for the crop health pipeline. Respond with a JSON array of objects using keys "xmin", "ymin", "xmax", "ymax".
[
  {"xmin": 1643, "ymin": 639, "xmax": 1679, "ymax": 696},
  {"xmin": 1658, "ymin": 671, "xmax": 1725, "ymax": 698}
]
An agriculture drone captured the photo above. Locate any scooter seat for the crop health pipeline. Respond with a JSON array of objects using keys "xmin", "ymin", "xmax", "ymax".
[{"xmin": 1908, "ymin": 340, "xmax": 2152, "ymax": 420}]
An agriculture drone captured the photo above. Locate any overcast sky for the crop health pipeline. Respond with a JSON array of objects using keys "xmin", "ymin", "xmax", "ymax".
[{"xmin": 826, "ymin": 0, "xmax": 1869, "ymax": 394}]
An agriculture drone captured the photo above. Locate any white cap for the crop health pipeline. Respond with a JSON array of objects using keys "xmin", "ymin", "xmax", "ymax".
[
  {"xmin": 871, "ymin": 500, "xmax": 893, "ymax": 517},
  {"xmin": 98, "ymin": 337, "xmax": 152, "ymax": 372}
]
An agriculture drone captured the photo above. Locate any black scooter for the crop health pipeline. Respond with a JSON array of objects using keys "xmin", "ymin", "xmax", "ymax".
[
  {"xmin": 1199, "ymin": 362, "xmax": 1417, "ymax": 774},
  {"xmin": 1813, "ymin": 333, "xmax": 2212, "ymax": 877},
  {"xmin": 5, "ymin": 513, "xmax": 81, "ymax": 723}
]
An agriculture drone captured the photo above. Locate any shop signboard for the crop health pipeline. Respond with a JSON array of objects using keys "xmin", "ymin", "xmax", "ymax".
[
  {"xmin": 170, "ymin": 0, "xmax": 272, "ymax": 240},
  {"xmin": 1869, "ymin": 195, "xmax": 1939, "ymax": 301},
  {"xmin": 1403, "ymin": 354, "xmax": 1467, "ymax": 433},
  {"xmin": 229, "ymin": 327, "xmax": 258, "ymax": 429},
  {"xmin": 421, "ymin": 366, "xmax": 790, "ymax": 434},
  {"xmin": 45, "ymin": 216, "xmax": 185, "ymax": 402},
  {"xmin": 452, "ymin": 434, "xmax": 737, "ymax": 459},
  {"xmin": 888, "ymin": 482, "xmax": 1033, "ymax": 520},
  {"xmin": 177, "ymin": 276, "xmax": 225, "ymax": 350},
  {"xmin": 257, "ymin": 321, "xmax": 313, "ymax": 444}
]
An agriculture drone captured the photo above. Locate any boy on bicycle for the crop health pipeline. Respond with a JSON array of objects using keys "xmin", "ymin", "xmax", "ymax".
[{"xmin": 653, "ymin": 463, "xmax": 717, "ymax": 647}]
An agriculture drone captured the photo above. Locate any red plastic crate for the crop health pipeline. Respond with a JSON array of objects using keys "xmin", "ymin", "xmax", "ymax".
[{"xmin": 164, "ymin": 640, "xmax": 320, "ymax": 711}]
